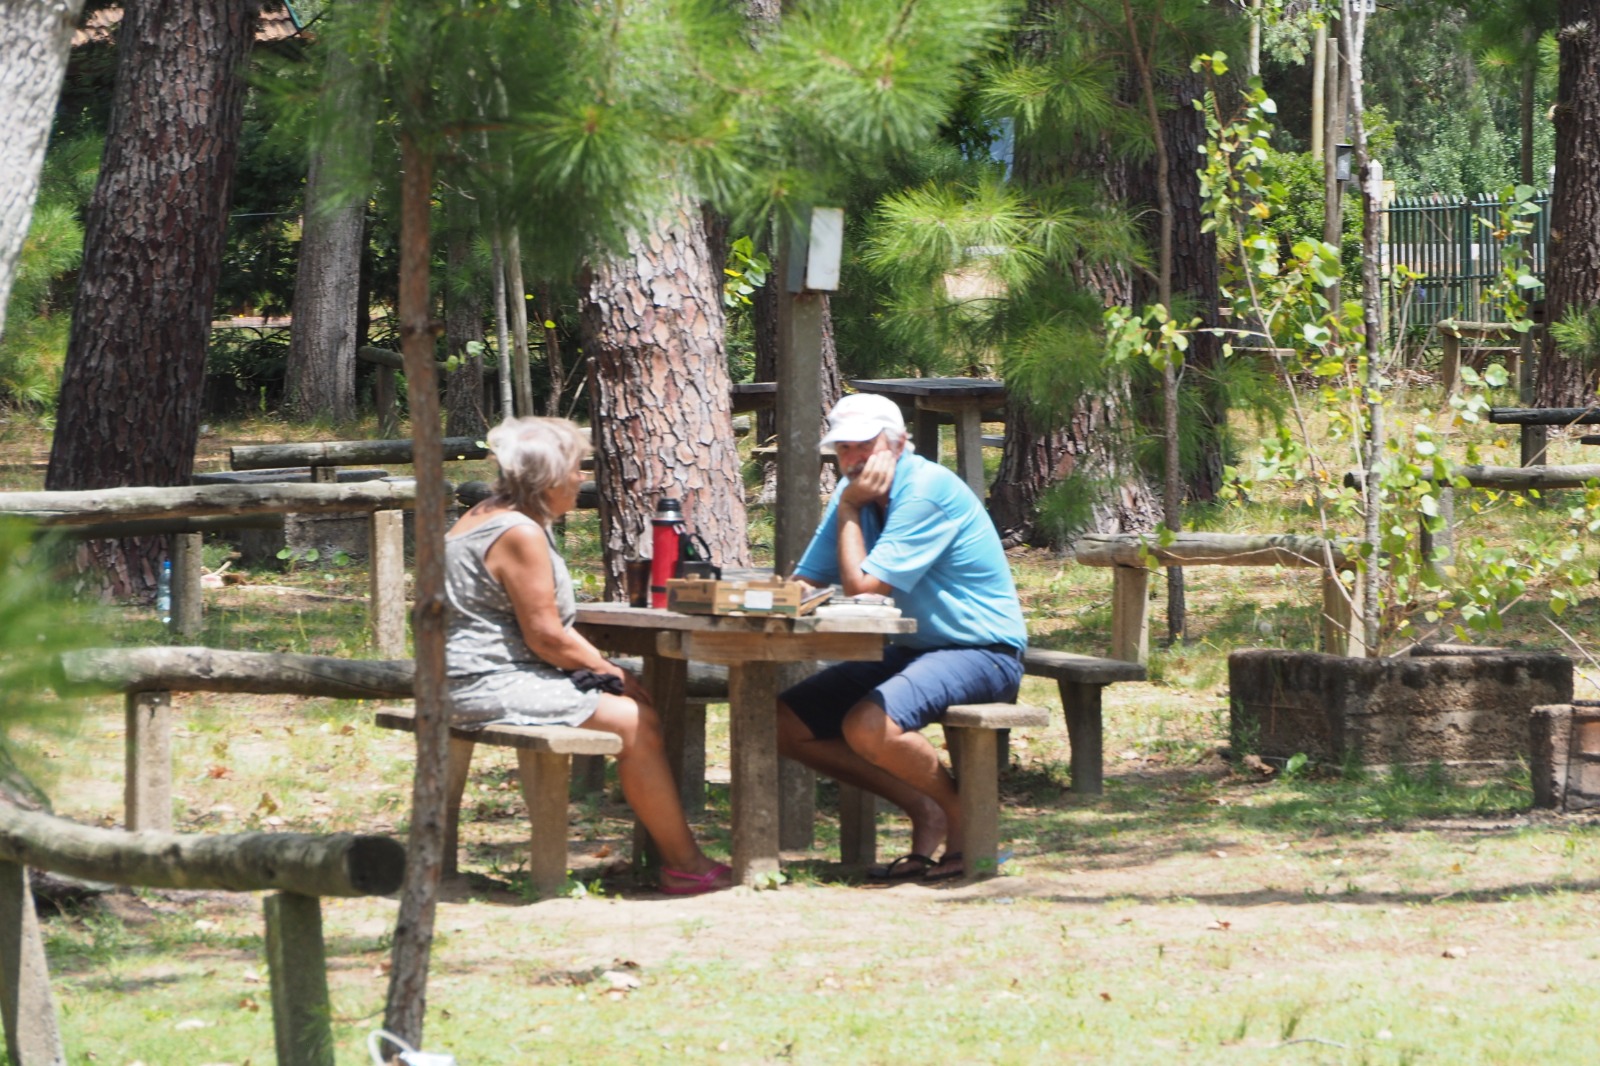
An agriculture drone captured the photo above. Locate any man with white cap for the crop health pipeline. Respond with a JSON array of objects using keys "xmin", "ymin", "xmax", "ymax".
[{"xmin": 777, "ymin": 392, "xmax": 1027, "ymax": 882}]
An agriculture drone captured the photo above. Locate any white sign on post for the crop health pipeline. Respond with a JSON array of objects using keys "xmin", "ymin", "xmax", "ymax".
[
  {"xmin": 804, "ymin": 207, "xmax": 844, "ymax": 292},
  {"xmin": 785, "ymin": 206, "xmax": 844, "ymax": 293}
]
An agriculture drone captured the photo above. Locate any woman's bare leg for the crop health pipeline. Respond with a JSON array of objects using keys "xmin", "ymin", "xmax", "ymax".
[{"xmin": 581, "ymin": 690, "xmax": 724, "ymax": 879}]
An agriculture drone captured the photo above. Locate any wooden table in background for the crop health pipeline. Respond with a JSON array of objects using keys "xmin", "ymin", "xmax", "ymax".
[
  {"xmin": 846, "ymin": 378, "xmax": 1006, "ymax": 498},
  {"xmin": 574, "ymin": 603, "xmax": 914, "ymax": 886}
]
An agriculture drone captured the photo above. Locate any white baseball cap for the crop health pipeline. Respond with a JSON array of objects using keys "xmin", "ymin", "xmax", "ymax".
[{"xmin": 819, "ymin": 393, "xmax": 906, "ymax": 453}]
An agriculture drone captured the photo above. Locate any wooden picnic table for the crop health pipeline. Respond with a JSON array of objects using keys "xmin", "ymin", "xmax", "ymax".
[
  {"xmin": 846, "ymin": 378, "xmax": 1006, "ymax": 497},
  {"xmin": 573, "ymin": 602, "xmax": 915, "ymax": 886}
]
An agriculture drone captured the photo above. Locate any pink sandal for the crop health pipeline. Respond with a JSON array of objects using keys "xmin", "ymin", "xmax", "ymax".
[{"xmin": 659, "ymin": 863, "xmax": 732, "ymax": 896}]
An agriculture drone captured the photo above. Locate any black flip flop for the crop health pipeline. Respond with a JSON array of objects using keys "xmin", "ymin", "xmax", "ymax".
[
  {"xmin": 867, "ymin": 852, "xmax": 935, "ymax": 882},
  {"xmin": 922, "ymin": 851, "xmax": 965, "ymax": 883}
]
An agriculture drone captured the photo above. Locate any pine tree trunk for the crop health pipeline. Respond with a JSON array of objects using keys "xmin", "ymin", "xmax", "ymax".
[
  {"xmin": 583, "ymin": 198, "xmax": 750, "ymax": 597},
  {"xmin": 0, "ymin": 0, "xmax": 85, "ymax": 323},
  {"xmin": 443, "ymin": 194, "xmax": 486, "ymax": 438},
  {"xmin": 1536, "ymin": 0, "xmax": 1600, "ymax": 407},
  {"xmin": 1144, "ymin": 68, "xmax": 1225, "ymax": 502},
  {"xmin": 285, "ymin": 44, "xmax": 371, "ymax": 424},
  {"xmin": 46, "ymin": 0, "xmax": 256, "ymax": 598},
  {"xmin": 992, "ymin": 69, "xmax": 1160, "ymax": 548}
]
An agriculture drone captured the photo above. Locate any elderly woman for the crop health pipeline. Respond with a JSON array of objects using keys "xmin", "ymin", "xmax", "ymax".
[{"xmin": 445, "ymin": 416, "xmax": 730, "ymax": 895}]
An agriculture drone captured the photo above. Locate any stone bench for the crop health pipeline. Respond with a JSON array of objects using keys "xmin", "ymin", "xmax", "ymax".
[{"xmin": 373, "ymin": 706, "xmax": 621, "ymax": 895}]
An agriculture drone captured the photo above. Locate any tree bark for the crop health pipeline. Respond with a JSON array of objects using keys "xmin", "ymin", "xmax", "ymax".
[
  {"xmin": 285, "ymin": 43, "xmax": 372, "ymax": 424},
  {"xmin": 583, "ymin": 198, "xmax": 750, "ymax": 597},
  {"xmin": 443, "ymin": 193, "xmax": 486, "ymax": 438},
  {"xmin": 383, "ymin": 129, "xmax": 449, "ymax": 1049},
  {"xmin": 0, "ymin": 0, "xmax": 85, "ymax": 326},
  {"xmin": 1536, "ymin": 0, "xmax": 1600, "ymax": 407},
  {"xmin": 45, "ymin": 0, "xmax": 257, "ymax": 597}
]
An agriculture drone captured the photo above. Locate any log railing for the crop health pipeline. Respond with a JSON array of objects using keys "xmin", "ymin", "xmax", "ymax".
[
  {"xmin": 57, "ymin": 648, "xmax": 414, "ymax": 837},
  {"xmin": 1073, "ymin": 532, "xmax": 1361, "ymax": 664},
  {"xmin": 0, "ymin": 802, "xmax": 404, "ymax": 1066}
]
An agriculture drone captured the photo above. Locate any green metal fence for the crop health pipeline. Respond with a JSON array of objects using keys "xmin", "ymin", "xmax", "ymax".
[{"xmin": 1382, "ymin": 190, "xmax": 1549, "ymax": 333}]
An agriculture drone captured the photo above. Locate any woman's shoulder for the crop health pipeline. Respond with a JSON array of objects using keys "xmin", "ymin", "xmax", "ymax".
[{"xmin": 449, "ymin": 505, "xmax": 536, "ymax": 540}]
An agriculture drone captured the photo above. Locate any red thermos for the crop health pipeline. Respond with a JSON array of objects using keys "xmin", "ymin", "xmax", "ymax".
[{"xmin": 649, "ymin": 497, "xmax": 686, "ymax": 608}]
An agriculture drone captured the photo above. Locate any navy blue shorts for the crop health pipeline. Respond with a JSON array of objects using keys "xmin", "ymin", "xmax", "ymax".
[{"xmin": 780, "ymin": 644, "xmax": 1025, "ymax": 740}]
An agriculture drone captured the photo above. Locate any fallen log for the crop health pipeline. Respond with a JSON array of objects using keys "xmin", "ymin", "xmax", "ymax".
[
  {"xmin": 58, "ymin": 647, "xmax": 414, "ymax": 698},
  {"xmin": 0, "ymin": 803, "xmax": 404, "ymax": 897}
]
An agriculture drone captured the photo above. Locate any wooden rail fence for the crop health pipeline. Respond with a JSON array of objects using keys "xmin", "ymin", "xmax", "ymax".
[
  {"xmin": 1073, "ymin": 532, "xmax": 1361, "ymax": 663},
  {"xmin": 0, "ymin": 802, "xmax": 403, "ymax": 1066}
]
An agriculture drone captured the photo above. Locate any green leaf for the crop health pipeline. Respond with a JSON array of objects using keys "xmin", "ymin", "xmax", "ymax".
[{"xmin": 1484, "ymin": 364, "xmax": 1509, "ymax": 387}]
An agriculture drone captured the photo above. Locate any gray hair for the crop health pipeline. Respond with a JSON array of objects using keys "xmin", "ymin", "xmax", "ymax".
[{"xmin": 486, "ymin": 416, "xmax": 592, "ymax": 525}]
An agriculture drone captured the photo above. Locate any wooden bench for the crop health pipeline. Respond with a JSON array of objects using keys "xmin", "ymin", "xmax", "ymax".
[{"xmin": 373, "ymin": 706, "xmax": 620, "ymax": 894}]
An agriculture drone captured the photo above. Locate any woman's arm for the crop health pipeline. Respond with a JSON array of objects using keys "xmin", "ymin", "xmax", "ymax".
[{"xmin": 486, "ymin": 524, "xmax": 622, "ymax": 678}]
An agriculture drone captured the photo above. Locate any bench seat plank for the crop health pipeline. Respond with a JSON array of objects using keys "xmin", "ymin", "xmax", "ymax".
[
  {"xmin": 1022, "ymin": 648, "xmax": 1146, "ymax": 685},
  {"xmin": 945, "ymin": 703, "xmax": 1050, "ymax": 729},
  {"xmin": 374, "ymin": 707, "xmax": 620, "ymax": 755}
]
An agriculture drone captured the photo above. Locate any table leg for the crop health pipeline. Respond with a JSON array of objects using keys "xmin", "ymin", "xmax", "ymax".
[
  {"xmin": 777, "ymin": 662, "xmax": 815, "ymax": 850},
  {"xmin": 643, "ymin": 655, "xmax": 697, "ymax": 814},
  {"xmin": 914, "ymin": 408, "xmax": 942, "ymax": 464},
  {"xmin": 953, "ymin": 408, "xmax": 985, "ymax": 498},
  {"xmin": 729, "ymin": 662, "xmax": 782, "ymax": 886}
]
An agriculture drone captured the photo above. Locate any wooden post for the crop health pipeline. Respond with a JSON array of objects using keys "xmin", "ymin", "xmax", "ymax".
[
  {"xmin": 1419, "ymin": 483, "xmax": 1455, "ymax": 571},
  {"xmin": 172, "ymin": 532, "xmax": 203, "ymax": 637},
  {"xmin": 442, "ymin": 737, "xmax": 474, "ymax": 878},
  {"xmin": 369, "ymin": 509, "xmax": 406, "ymax": 657},
  {"xmin": 1110, "ymin": 566, "xmax": 1151, "ymax": 665},
  {"xmin": 777, "ymin": 662, "xmax": 815, "ymax": 851},
  {"xmin": 728, "ymin": 663, "xmax": 781, "ymax": 886},
  {"xmin": 0, "ymin": 860, "xmax": 65, "ymax": 1066},
  {"xmin": 1440, "ymin": 330, "xmax": 1461, "ymax": 396},
  {"xmin": 773, "ymin": 273, "xmax": 824, "ymax": 573},
  {"xmin": 125, "ymin": 691, "xmax": 172, "ymax": 832},
  {"xmin": 516, "ymin": 750, "xmax": 571, "ymax": 896},
  {"xmin": 263, "ymin": 892, "xmax": 335, "ymax": 1066},
  {"xmin": 1321, "ymin": 568, "xmax": 1366, "ymax": 657},
  {"xmin": 375, "ymin": 366, "xmax": 398, "ymax": 439},
  {"xmin": 1059, "ymin": 681, "xmax": 1104, "ymax": 795},
  {"xmin": 946, "ymin": 726, "xmax": 999, "ymax": 882},
  {"xmin": 309, "ymin": 465, "xmax": 337, "ymax": 485},
  {"xmin": 837, "ymin": 785, "xmax": 876, "ymax": 867}
]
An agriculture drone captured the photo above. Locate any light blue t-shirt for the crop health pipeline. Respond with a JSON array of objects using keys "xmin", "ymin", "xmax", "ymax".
[{"xmin": 794, "ymin": 451, "xmax": 1027, "ymax": 652}]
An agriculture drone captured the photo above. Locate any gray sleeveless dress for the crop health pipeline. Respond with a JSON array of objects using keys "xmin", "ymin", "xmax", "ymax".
[{"xmin": 444, "ymin": 510, "xmax": 601, "ymax": 727}]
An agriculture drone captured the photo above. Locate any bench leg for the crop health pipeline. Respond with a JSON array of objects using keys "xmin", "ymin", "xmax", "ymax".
[
  {"xmin": 1060, "ymin": 680, "xmax": 1104, "ymax": 795},
  {"xmin": 947, "ymin": 726, "xmax": 1000, "ymax": 882},
  {"xmin": 264, "ymin": 892, "xmax": 334, "ymax": 1066},
  {"xmin": 443, "ymin": 738, "xmax": 474, "ymax": 878},
  {"xmin": 125, "ymin": 691, "xmax": 173, "ymax": 832},
  {"xmin": 837, "ymin": 785, "xmax": 876, "ymax": 867},
  {"xmin": 517, "ymin": 750, "xmax": 571, "ymax": 896}
]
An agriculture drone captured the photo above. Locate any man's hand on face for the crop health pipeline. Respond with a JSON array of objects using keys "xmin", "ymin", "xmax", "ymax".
[{"xmin": 841, "ymin": 446, "xmax": 895, "ymax": 509}]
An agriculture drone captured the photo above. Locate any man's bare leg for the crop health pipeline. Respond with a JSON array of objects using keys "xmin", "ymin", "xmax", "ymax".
[
  {"xmin": 839, "ymin": 702, "xmax": 962, "ymax": 863},
  {"xmin": 777, "ymin": 701, "xmax": 948, "ymax": 859}
]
